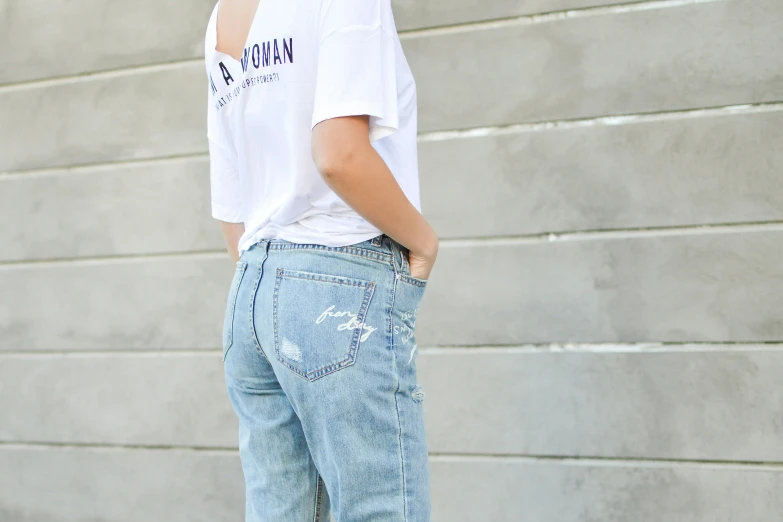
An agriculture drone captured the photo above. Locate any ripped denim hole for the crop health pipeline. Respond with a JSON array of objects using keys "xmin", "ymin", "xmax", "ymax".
[
  {"xmin": 411, "ymin": 384, "xmax": 425, "ymax": 403},
  {"xmin": 281, "ymin": 337, "xmax": 303, "ymax": 362}
]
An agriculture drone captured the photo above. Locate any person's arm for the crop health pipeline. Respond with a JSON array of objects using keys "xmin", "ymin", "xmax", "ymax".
[
  {"xmin": 220, "ymin": 221, "xmax": 245, "ymax": 264},
  {"xmin": 207, "ymin": 81, "xmax": 244, "ymax": 264},
  {"xmin": 312, "ymin": 116, "xmax": 438, "ymax": 280}
]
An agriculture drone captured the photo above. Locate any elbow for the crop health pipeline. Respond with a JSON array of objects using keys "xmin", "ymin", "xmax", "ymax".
[
  {"xmin": 311, "ymin": 116, "xmax": 371, "ymax": 180},
  {"xmin": 313, "ymin": 147, "xmax": 358, "ymax": 181},
  {"xmin": 312, "ymin": 134, "xmax": 362, "ymax": 181}
]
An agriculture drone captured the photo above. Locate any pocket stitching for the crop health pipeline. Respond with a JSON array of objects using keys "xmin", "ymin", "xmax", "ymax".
[
  {"xmin": 273, "ymin": 268, "xmax": 376, "ymax": 381},
  {"xmin": 277, "ymin": 268, "xmax": 376, "ymax": 288},
  {"xmin": 223, "ymin": 261, "xmax": 248, "ymax": 361},
  {"xmin": 399, "ymin": 273, "xmax": 428, "ymax": 287}
]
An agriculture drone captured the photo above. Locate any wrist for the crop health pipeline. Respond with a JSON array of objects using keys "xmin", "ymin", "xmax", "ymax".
[{"xmin": 409, "ymin": 223, "xmax": 439, "ymax": 260}]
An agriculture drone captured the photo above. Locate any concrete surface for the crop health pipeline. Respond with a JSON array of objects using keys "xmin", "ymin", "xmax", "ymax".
[{"xmin": 1, "ymin": 0, "xmax": 782, "ymax": 520}]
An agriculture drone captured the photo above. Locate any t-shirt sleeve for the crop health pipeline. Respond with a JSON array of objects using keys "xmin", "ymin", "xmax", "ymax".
[
  {"xmin": 311, "ymin": 0, "xmax": 399, "ymax": 142},
  {"xmin": 206, "ymin": 85, "xmax": 243, "ymax": 223}
]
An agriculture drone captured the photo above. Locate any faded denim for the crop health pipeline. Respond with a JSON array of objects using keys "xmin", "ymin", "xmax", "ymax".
[{"xmin": 222, "ymin": 233, "xmax": 431, "ymax": 522}]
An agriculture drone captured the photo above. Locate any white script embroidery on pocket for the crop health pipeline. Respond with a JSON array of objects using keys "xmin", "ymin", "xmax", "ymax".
[
  {"xmin": 316, "ymin": 305, "xmax": 377, "ymax": 341},
  {"xmin": 393, "ymin": 306, "xmax": 419, "ymax": 345}
]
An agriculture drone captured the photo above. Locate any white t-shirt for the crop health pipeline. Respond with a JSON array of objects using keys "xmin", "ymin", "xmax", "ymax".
[{"xmin": 204, "ymin": 0, "xmax": 420, "ymax": 257}]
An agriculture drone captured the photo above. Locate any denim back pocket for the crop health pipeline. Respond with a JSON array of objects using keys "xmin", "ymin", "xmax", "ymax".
[
  {"xmin": 223, "ymin": 261, "xmax": 248, "ymax": 361},
  {"xmin": 273, "ymin": 268, "xmax": 376, "ymax": 381},
  {"xmin": 394, "ymin": 273, "xmax": 427, "ymax": 355},
  {"xmin": 398, "ymin": 249, "xmax": 429, "ymax": 307}
]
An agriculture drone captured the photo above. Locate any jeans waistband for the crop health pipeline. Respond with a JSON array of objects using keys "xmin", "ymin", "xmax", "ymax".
[{"xmin": 246, "ymin": 233, "xmax": 409, "ymax": 273}]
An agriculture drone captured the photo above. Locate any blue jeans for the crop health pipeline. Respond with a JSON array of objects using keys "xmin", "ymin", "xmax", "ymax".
[{"xmin": 222, "ymin": 233, "xmax": 431, "ymax": 521}]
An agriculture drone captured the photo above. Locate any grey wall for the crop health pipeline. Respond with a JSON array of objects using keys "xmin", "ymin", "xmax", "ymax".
[{"xmin": 1, "ymin": 0, "xmax": 782, "ymax": 520}]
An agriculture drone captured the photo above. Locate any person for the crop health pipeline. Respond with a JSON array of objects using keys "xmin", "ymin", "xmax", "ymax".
[{"xmin": 204, "ymin": 0, "xmax": 438, "ymax": 520}]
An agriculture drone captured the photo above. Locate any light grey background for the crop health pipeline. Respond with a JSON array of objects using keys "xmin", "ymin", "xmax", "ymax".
[{"xmin": 1, "ymin": 0, "xmax": 782, "ymax": 520}]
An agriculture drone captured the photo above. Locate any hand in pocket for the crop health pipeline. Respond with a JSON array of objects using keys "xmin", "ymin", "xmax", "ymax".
[{"xmin": 407, "ymin": 247, "xmax": 436, "ymax": 282}]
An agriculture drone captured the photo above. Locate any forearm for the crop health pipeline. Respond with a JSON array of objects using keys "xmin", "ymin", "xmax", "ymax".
[
  {"xmin": 219, "ymin": 221, "xmax": 245, "ymax": 263},
  {"xmin": 312, "ymin": 118, "xmax": 438, "ymax": 259},
  {"xmin": 322, "ymin": 148, "xmax": 436, "ymax": 256}
]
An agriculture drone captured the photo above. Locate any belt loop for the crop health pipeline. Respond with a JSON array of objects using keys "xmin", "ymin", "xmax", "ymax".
[
  {"xmin": 371, "ymin": 234, "xmax": 383, "ymax": 247},
  {"xmin": 386, "ymin": 235, "xmax": 406, "ymax": 274},
  {"xmin": 253, "ymin": 238, "xmax": 270, "ymax": 259},
  {"xmin": 399, "ymin": 243, "xmax": 408, "ymax": 274}
]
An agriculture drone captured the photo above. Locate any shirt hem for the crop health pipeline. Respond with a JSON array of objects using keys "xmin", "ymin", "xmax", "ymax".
[{"xmin": 237, "ymin": 227, "xmax": 383, "ymax": 257}]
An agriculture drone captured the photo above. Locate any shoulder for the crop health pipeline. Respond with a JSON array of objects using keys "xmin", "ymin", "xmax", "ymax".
[{"xmin": 319, "ymin": 0, "xmax": 396, "ymax": 38}]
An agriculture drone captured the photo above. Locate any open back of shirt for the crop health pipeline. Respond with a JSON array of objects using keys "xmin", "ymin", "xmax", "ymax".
[{"xmin": 205, "ymin": 0, "xmax": 420, "ymax": 257}]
